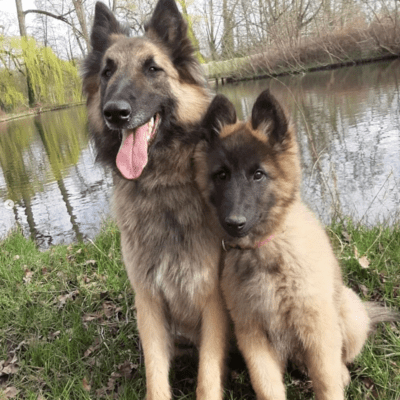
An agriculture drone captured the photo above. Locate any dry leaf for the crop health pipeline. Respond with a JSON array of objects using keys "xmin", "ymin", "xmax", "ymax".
[
  {"xmin": 1, "ymin": 387, "xmax": 19, "ymax": 398},
  {"xmin": 23, "ymin": 269, "xmax": 33, "ymax": 284},
  {"xmin": 82, "ymin": 312, "xmax": 103, "ymax": 322},
  {"xmin": 84, "ymin": 338, "xmax": 101, "ymax": 358},
  {"xmin": 84, "ymin": 260, "xmax": 96, "ymax": 266},
  {"xmin": 359, "ymin": 284, "xmax": 369, "ymax": 297},
  {"xmin": 57, "ymin": 290, "xmax": 79, "ymax": 307},
  {"xmin": 342, "ymin": 231, "xmax": 351, "ymax": 243},
  {"xmin": 354, "ymin": 246, "xmax": 359, "ymax": 259},
  {"xmin": 48, "ymin": 331, "xmax": 61, "ymax": 340},
  {"xmin": 82, "ymin": 377, "xmax": 91, "ymax": 392},
  {"xmin": 358, "ymin": 256, "xmax": 370, "ymax": 269},
  {"xmin": 0, "ymin": 356, "xmax": 19, "ymax": 377}
]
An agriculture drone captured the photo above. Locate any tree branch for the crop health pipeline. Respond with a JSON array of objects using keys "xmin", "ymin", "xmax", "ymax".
[{"xmin": 23, "ymin": 9, "xmax": 83, "ymax": 37}]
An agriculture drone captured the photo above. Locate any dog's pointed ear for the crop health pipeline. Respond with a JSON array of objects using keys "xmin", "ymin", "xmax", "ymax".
[
  {"xmin": 91, "ymin": 2, "xmax": 128, "ymax": 53},
  {"xmin": 145, "ymin": 0, "xmax": 201, "ymax": 84},
  {"xmin": 202, "ymin": 95, "xmax": 237, "ymax": 141},
  {"xmin": 251, "ymin": 89, "xmax": 289, "ymax": 144},
  {"xmin": 145, "ymin": 0, "xmax": 186, "ymax": 49}
]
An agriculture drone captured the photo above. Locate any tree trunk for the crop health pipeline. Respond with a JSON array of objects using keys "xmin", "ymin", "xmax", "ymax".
[
  {"xmin": 221, "ymin": 0, "xmax": 235, "ymax": 59},
  {"xmin": 72, "ymin": 0, "xmax": 90, "ymax": 52},
  {"xmin": 208, "ymin": 0, "xmax": 218, "ymax": 60},
  {"xmin": 15, "ymin": 0, "xmax": 35, "ymax": 107},
  {"xmin": 15, "ymin": 0, "xmax": 27, "ymax": 36}
]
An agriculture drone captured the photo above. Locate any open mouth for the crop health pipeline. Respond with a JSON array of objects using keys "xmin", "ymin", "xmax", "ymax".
[{"xmin": 116, "ymin": 114, "xmax": 161, "ymax": 180}]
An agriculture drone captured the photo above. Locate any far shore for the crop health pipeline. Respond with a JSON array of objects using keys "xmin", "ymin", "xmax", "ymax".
[
  {"xmin": 2, "ymin": 53, "xmax": 399, "ymax": 122},
  {"xmin": 0, "ymin": 101, "xmax": 85, "ymax": 123}
]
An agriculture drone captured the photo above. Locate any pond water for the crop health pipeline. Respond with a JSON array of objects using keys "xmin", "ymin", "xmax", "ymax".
[{"xmin": 1, "ymin": 59, "xmax": 399, "ymax": 248}]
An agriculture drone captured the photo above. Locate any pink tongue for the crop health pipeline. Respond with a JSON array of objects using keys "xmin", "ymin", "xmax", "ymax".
[{"xmin": 116, "ymin": 124, "xmax": 149, "ymax": 180}]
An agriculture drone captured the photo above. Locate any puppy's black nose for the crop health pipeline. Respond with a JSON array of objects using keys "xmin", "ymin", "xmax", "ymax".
[
  {"xmin": 103, "ymin": 100, "xmax": 131, "ymax": 125},
  {"xmin": 225, "ymin": 215, "xmax": 246, "ymax": 230}
]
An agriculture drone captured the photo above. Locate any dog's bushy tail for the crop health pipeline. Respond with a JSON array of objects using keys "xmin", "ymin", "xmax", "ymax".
[{"xmin": 365, "ymin": 302, "xmax": 400, "ymax": 331}]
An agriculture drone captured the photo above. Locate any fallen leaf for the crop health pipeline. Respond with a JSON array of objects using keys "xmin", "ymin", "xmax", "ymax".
[
  {"xmin": 57, "ymin": 290, "xmax": 79, "ymax": 307},
  {"xmin": 84, "ymin": 338, "xmax": 101, "ymax": 358},
  {"xmin": 82, "ymin": 377, "xmax": 91, "ymax": 392},
  {"xmin": 82, "ymin": 312, "xmax": 103, "ymax": 322},
  {"xmin": 1, "ymin": 387, "xmax": 19, "ymax": 398},
  {"xmin": 342, "ymin": 231, "xmax": 351, "ymax": 243},
  {"xmin": 354, "ymin": 246, "xmax": 359, "ymax": 259},
  {"xmin": 359, "ymin": 284, "xmax": 369, "ymax": 297},
  {"xmin": 0, "ymin": 356, "xmax": 19, "ymax": 377},
  {"xmin": 116, "ymin": 360, "xmax": 137, "ymax": 378},
  {"xmin": 102, "ymin": 302, "xmax": 121, "ymax": 319},
  {"xmin": 48, "ymin": 331, "xmax": 61, "ymax": 341},
  {"xmin": 358, "ymin": 256, "xmax": 370, "ymax": 269},
  {"xmin": 23, "ymin": 269, "xmax": 33, "ymax": 284},
  {"xmin": 84, "ymin": 260, "xmax": 96, "ymax": 266}
]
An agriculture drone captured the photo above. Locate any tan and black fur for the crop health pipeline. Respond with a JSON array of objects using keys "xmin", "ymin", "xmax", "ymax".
[
  {"xmin": 195, "ymin": 90, "xmax": 400, "ymax": 400},
  {"xmin": 82, "ymin": 2, "xmax": 228, "ymax": 399}
]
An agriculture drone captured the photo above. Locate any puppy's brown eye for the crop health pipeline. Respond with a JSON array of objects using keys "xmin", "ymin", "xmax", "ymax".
[
  {"xmin": 149, "ymin": 66, "xmax": 163, "ymax": 73},
  {"xmin": 253, "ymin": 170, "xmax": 264, "ymax": 181},
  {"xmin": 218, "ymin": 171, "xmax": 227, "ymax": 180}
]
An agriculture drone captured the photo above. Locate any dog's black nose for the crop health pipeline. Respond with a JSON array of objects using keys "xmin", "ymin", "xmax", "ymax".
[
  {"xmin": 103, "ymin": 100, "xmax": 131, "ymax": 125},
  {"xmin": 225, "ymin": 215, "xmax": 246, "ymax": 230}
]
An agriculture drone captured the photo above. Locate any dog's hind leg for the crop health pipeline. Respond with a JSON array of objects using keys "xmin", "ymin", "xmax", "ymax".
[
  {"xmin": 135, "ymin": 287, "xmax": 172, "ymax": 400},
  {"xmin": 235, "ymin": 323, "xmax": 285, "ymax": 400},
  {"xmin": 196, "ymin": 288, "xmax": 229, "ymax": 400}
]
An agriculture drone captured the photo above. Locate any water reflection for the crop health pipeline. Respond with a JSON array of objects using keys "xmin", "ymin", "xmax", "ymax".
[
  {"xmin": 0, "ymin": 60, "xmax": 399, "ymax": 248},
  {"xmin": 0, "ymin": 106, "xmax": 113, "ymax": 248}
]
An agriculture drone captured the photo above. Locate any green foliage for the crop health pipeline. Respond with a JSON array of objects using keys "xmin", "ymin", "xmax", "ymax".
[
  {"xmin": 0, "ymin": 36, "xmax": 82, "ymax": 112},
  {"xmin": 0, "ymin": 69, "xmax": 25, "ymax": 111}
]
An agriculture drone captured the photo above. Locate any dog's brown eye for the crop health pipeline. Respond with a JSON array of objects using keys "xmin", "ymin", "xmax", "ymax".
[
  {"xmin": 103, "ymin": 69, "xmax": 113, "ymax": 79},
  {"xmin": 253, "ymin": 170, "xmax": 264, "ymax": 181}
]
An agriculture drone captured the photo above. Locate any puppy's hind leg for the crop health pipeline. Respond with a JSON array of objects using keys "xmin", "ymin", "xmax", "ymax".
[{"xmin": 135, "ymin": 287, "xmax": 173, "ymax": 400}]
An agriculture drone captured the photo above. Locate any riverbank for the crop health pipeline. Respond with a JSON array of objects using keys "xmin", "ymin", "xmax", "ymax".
[
  {"xmin": 1, "ymin": 220, "xmax": 399, "ymax": 399},
  {"xmin": 204, "ymin": 18, "xmax": 400, "ymax": 83},
  {"xmin": 0, "ymin": 101, "xmax": 85, "ymax": 123}
]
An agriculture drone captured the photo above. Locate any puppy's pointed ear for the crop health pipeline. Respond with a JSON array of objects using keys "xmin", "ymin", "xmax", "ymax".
[
  {"xmin": 91, "ymin": 2, "xmax": 128, "ymax": 53},
  {"xmin": 251, "ymin": 89, "xmax": 289, "ymax": 144},
  {"xmin": 202, "ymin": 95, "xmax": 237, "ymax": 141}
]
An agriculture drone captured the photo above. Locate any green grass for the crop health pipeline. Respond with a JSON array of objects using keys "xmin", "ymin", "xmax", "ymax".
[{"xmin": 1, "ymin": 220, "xmax": 399, "ymax": 399}]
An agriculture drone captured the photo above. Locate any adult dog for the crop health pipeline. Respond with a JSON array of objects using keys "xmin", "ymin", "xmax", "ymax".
[
  {"xmin": 195, "ymin": 90, "xmax": 399, "ymax": 400},
  {"xmin": 82, "ymin": 1, "xmax": 228, "ymax": 399}
]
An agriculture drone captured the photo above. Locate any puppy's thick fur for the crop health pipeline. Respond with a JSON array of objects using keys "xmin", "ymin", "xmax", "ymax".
[
  {"xmin": 195, "ymin": 90, "xmax": 399, "ymax": 400},
  {"xmin": 82, "ymin": 2, "xmax": 228, "ymax": 399}
]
